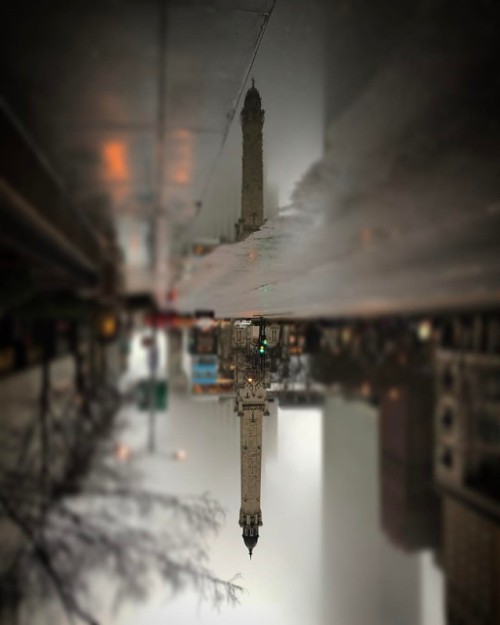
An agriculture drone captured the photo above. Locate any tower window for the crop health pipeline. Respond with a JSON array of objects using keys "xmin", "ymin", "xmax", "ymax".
[
  {"xmin": 442, "ymin": 369, "xmax": 454, "ymax": 391},
  {"xmin": 441, "ymin": 449, "xmax": 453, "ymax": 468},
  {"xmin": 441, "ymin": 408, "xmax": 454, "ymax": 429}
]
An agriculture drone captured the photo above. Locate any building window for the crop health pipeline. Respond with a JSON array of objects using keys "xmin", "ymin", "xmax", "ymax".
[
  {"xmin": 442, "ymin": 408, "xmax": 454, "ymax": 429},
  {"xmin": 443, "ymin": 369, "xmax": 454, "ymax": 391},
  {"xmin": 441, "ymin": 449, "xmax": 453, "ymax": 468}
]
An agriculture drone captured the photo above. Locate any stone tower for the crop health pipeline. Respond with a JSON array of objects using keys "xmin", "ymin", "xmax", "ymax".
[
  {"xmin": 235, "ymin": 79, "xmax": 265, "ymax": 241},
  {"xmin": 238, "ymin": 380, "xmax": 265, "ymax": 558},
  {"xmin": 234, "ymin": 320, "xmax": 270, "ymax": 558}
]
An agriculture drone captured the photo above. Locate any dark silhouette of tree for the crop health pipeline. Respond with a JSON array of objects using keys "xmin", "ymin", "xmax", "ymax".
[
  {"xmin": 0, "ymin": 360, "xmax": 243, "ymax": 625},
  {"xmin": 1, "ymin": 482, "xmax": 242, "ymax": 625}
]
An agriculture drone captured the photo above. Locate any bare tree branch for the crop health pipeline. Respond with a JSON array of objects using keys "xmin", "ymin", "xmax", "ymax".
[{"xmin": 0, "ymin": 375, "xmax": 243, "ymax": 625}]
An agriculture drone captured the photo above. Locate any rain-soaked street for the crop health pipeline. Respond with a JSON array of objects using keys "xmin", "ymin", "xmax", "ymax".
[{"xmin": 1, "ymin": 2, "xmax": 500, "ymax": 624}]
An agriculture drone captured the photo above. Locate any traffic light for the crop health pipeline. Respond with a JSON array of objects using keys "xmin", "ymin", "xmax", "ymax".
[{"xmin": 258, "ymin": 337, "xmax": 267, "ymax": 356}]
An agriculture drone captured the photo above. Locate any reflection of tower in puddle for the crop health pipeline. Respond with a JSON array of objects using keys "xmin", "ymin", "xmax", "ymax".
[
  {"xmin": 235, "ymin": 80, "xmax": 265, "ymax": 242},
  {"xmin": 234, "ymin": 320, "xmax": 270, "ymax": 558}
]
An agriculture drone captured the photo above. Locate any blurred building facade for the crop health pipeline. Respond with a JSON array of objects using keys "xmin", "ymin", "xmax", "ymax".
[
  {"xmin": 379, "ymin": 379, "xmax": 440, "ymax": 552},
  {"xmin": 435, "ymin": 347, "xmax": 500, "ymax": 503},
  {"xmin": 433, "ymin": 315, "xmax": 500, "ymax": 625},
  {"xmin": 444, "ymin": 495, "xmax": 500, "ymax": 625}
]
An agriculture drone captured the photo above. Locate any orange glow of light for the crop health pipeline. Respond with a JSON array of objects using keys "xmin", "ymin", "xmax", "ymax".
[
  {"xmin": 388, "ymin": 387, "xmax": 400, "ymax": 402},
  {"xmin": 174, "ymin": 449, "xmax": 187, "ymax": 461},
  {"xmin": 115, "ymin": 443, "xmax": 131, "ymax": 462},
  {"xmin": 102, "ymin": 141, "xmax": 128, "ymax": 181},
  {"xmin": 100, "ymin": 314, "xmax": 117, "ymax": 338},
  {"xmin": 360, "ymin": 382, "xmax": 371, "ymax": 397},
  {"xmin": 173, "ymin": 169, "xmax": 189, "ymax": 185}
]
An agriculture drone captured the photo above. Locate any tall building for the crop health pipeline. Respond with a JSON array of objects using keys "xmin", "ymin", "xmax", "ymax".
[
  {"xmin": 444, "ymin": 495, "xmax": 500, "ymax": 624},
  {"xmin": 238, "ymin": 378, "xmax": 265, "ymax": 558},
  {"xmin": 233, "ymin": 319, "xmax": 269, "ymax": 557},
  {"xmin": 434, "ymin": 348, "xmax": 500, "ymax": 499},
  {"xmin": 235, "ymin": 80, "xmax": 265, "ymax": 241},
  {"xmin": 379, "ymin": 377, "xmax": 440, "ymax": 552},
  {"xmin": 434, "ymin": 326, "xmax": 500, "ymax": 624}
]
